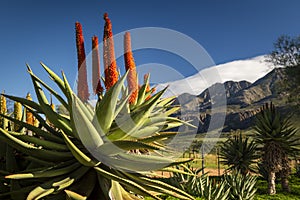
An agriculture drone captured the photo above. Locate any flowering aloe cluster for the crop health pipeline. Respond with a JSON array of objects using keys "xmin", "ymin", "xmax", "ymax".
[{"xmin": 0, "ymin": 13, "xmax": 195, "ymax": 200}]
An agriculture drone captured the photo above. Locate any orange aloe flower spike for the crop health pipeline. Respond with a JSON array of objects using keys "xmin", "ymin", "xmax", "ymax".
[
  {"xmin": 75, "ymin": 22, "xmax": 89, "ymax": 102},
  {"xmin": 124, "ymin": 32, "xmax": 138, "ymax": 104},
  {"xmin": 144, "ymin": 73, "xmax": 156, "ymax": 100},
  {"xmin": 103, "ymin": 13, "xmax": 119, "ymax": 90},
  {"xmin": 92, "ymin": 36, "xmax": 103, "ymax": 96},
  {"xmin": 144, "ymin": 73, "xmax": 151, "ymax": 93}
]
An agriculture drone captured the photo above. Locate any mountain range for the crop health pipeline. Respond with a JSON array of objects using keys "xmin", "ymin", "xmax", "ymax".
[{"xmin": 167, "ymin": 57, "xmax": 299, "ymax": 133}]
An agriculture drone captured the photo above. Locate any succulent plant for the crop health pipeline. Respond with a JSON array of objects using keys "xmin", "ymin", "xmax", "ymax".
[
  {"xmin": 168, "ymin": 162, "xmax": 205, "ymax": 196},
  {"xmin": 0, "ymin": 13, "xmax": 195, "ymax": 200},
  {"xmin": 254, "ymin": 102, "xmax": 299, "ymax": 194},
  {"xmin": 220, "ymin": 132, "xmax": 258, "ymax": 175},
  {"xmin": 0, "ymin": 63, "xmax": 195, "ymax": 200},
  {"xmin": 168, "ymin": 163, "xmax": 230, "ymax": 200},
  {"xmin": 224, "ymin": 170, "xmax": 257, "ymax": 200}
]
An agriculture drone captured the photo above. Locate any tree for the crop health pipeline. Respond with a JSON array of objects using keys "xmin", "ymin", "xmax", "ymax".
[
  {"xmin": 254, "ymin": 102, "xmax": 299, "ymax": 195},
  {"xmin": 267, "ymin": 35, "xmax": 300, "ymax": 67},
  {"xmin": 220, "ymin": 132, "xmax": 258, "ymax": 175},
  {"xmin": 267, "ymin": 35, "xmax": 300, "ymax": 104}
]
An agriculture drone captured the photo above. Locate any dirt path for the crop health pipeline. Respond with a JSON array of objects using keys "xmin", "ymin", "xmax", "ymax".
[{"xmin": 157, "ymin": 168, "xmax": 226, "ymax": 178}]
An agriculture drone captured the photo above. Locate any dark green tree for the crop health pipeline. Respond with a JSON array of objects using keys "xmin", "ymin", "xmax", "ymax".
[
  {"xmin": 220, "ymin": 132, "xmax": 258, "ymax": 175},
  {"xmin": 268, "ymin": 35, "xmax": 300, "ymax": 67},
  {"xmin": 254, "ymin": 102, "xmax": 299, "ymax": 195},
  {"xmin": 267, "ymin": 35, "xmax": 300, "ymax": 104}
]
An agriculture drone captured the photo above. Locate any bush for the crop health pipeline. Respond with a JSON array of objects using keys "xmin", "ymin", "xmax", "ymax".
[{"xmin": 224, "ymin": 171, "xmax": 257, "ymax": 200}]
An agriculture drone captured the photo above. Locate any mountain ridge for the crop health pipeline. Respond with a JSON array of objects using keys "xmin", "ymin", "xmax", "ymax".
[{"xmin": 173, "ymin": 67, "xmax": 298, "ymax": 133}]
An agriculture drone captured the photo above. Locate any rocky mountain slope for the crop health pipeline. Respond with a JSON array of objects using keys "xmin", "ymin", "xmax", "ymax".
[
  {"xmin": 227, "ymin": 68, "xmax": 286, "ymax": 106},
  {"xmin": 174, "ymin": 67, "xmax": 299, "ymax": 133}
]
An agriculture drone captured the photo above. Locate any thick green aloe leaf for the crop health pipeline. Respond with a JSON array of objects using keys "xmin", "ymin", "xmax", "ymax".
[
  {"xmin": 65, "ymin": 190, "xmax": 87, "ymax": 200},
  {"xmin": 30, "ymin": 76, "xmax": 74, "ymax": 136},
  {"xmin": 8, "ymin": 132, "xmax": 68, "ymax": 151},
  {"xmin": 6, "ymin": 161, "xmax": 80, "ymax": 179},
  {"xmin": 27, "ymin": 67, "xmax": 69, "ymax": 111},
  {"xmin": 64, "ymin": 169, "xmax": 97, "ymax": 199},
  {"xmin": 59, "ymin": 130, "xmax": 99, "ymax": 167},
  {"xmin": 71, "ymin": 94, "xmax": 104, "ymax": 150},
  {"xmin": 0, "ymin": 113, "xmax": 64, "ymax": 143},
  {"xmin": 118, "ymin": 171, "xmax": 194, "ymax": 200},
  {"xmin": 92, "ymin": 148, "xmax": 191, "ymax": 172},
  {"xmin": 95, "ymin": 72, "xmax": 128, "ymax": 134},
  {"xmin": 27, "ymin": 166, "xmax": 89, "ymax": 200},
  {"xmin": 94, "ymin": 166, "xmax": 160, "ymax": 200},
  {"xmin": 137, "ymin": 132, "xmax": 177, "ymax": 143},
  {"xmin": 2, "ymin": 94, "xmax": 43, "ymax": 113},
  {"xmin": 40, "ymin": 62, "xmax": 71, "ymax": 103},
  {"xmin": 0, "ymin": 128, "xmax": 73, "ymax": 162},
  {"xmin": 109, "ymin": 180, "xmax": 140, "ymax": 200},
  {"xmin": 94, "ymin": 140, "xmax": 161, "ymax": 156}
]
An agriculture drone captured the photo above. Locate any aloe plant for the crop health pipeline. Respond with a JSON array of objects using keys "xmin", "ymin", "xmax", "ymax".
[
  {"xmin": 224, "ymin": 171, "xmax": 257, "ymax": 200},
  {"xmin": 168, "ymin": 163, "xmax": 230, "ymax": 200},
  {"xmin": 169, "ymin": 163, "xmax": 205, "ymax": 196},
  {"xmin": 0, "ymin": 93, "xmax": 26, "ymax": 199},
  {"xmin": 0, "ymin": 13, "xmax": 195, "ymax": 200},
  {"xmin": 220, "ymin": 132, "xmax": 258, "ymax": 175},
  {"xmin": 0, "ymin": 63, "xmax": 195, "ymax": 200},
  {"xmin": 254, "ymin": 102, "xmax": 300, "ymax": 194}
]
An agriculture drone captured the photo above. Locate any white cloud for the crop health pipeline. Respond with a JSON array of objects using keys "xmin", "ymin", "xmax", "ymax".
[{"xmin": 156, "ymin": 55, "xmax": 275, "ymax": 97}]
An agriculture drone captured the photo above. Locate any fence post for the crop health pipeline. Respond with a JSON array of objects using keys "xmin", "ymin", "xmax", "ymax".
[
  {"xmin": 201, "ymin": 145, "xmax": 205, "ymax": 175},
  {"xmin": 217, "ymin": 147, "xmax": 220, "ymax": 176}
]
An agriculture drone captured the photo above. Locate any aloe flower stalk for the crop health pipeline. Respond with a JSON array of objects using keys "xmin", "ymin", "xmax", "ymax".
[
  {"xmin": 50, "ymin": 104, "xmax": 55, "ymax": 111},
  {"xmin": 0, "ymin": 93, "xmax": 6, "ymax": 114},
  {"xmin": 124, "ymin": 32, "xmax": 138, "ymax": 104},
  {"xmin": 0, "ymin": 93, "xmax": 7, "ymax": 129},
  {"xmin": 13, "ymin": 102, "xmax": 22, "ymax": 130},
  {"xmin": 25, "ymin": 93, "xmax": 34, "ymax": 126},
  {"xmin": 144, "ymin": 74, "xmax": 156, "ymax": 100},
  {"xmin": 144, "ymin": 73, "xmax": 150, "ymax": 92},
  {"xmin": 13, "ymin": 102, "xmax": 22, "ymax": 120},
  {"xmin": 92, "ymin": 36, "xmax": 103, "ymax": 96},
  {"xmin": 75, "ymin": 22, "xmax": 89, "ymax": 102},
  {"xmin": 33, "ymin": 117, "xmax": 39, "ymax": 128},
  {"xmin": 50, "ymin": 95, "xmax": 55, "ymax": 111},
  {"xmin": 103, "ymin": 13, "xmax": 118, "ymax": 90}
]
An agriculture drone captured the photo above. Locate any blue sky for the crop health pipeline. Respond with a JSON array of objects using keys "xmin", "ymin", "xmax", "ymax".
[{"xmin": 0, "ymin": 0, "xmax": 300, "ymax": 98}]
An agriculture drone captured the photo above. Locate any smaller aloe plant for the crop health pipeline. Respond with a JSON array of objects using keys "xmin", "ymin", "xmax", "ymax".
[
  {"xmin": 168, "ymin": 163, "xmax": 230, "ymax": 200},
  {"xmin": 224, "ymin": 170, "xmax": 257, "ymax": 200},
  {"xmin": 220, "ymin": 132, "xmax": 258, "ymax": 175},
  {"xmin": 201, "ymin": 177, "xmax": 229, "ymax": 200},
  {"xmin": 169, "ymin": 163, "xmax": 205, "ymax": 196},
  {"xmin": 254, "ymin": 102, "xmax": 300, "ymax": 194}
]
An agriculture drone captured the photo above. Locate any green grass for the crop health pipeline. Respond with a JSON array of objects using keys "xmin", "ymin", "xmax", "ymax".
[
  {"xmin": 254, "ymin": 194, "xmax": 300, "ymax": 200},
  {"xmin": 188, "ymin": 154, "xmax": 225, "ymax": 169},
  {"xmin": 254, "ymin": 175, "xmax": 300, "ymax": 200},
  {"xmin": 145, "ymin": 197, "xmax": 203, "ymax": 200},
  {"xmin": 145, "ymin": 175, "xmax": 300, "ymax": 200}
]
